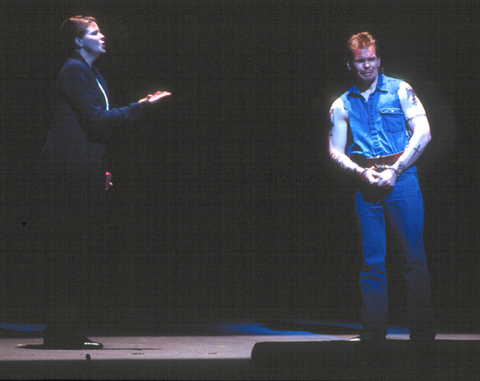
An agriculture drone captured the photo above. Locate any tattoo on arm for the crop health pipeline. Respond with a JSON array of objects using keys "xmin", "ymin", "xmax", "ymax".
[
  {"xmin": 330, "ymin": 152, "xmax": 355, "ymax": 173},
  {"xmin": 329, "ymin": 108, "xmax": 335, "ymax": 136},
  {"xmin": 398, "ymin": 143, "xmax": 423, "ymax": 172},
  {"xmin": 406, "ymin": 113, "xmax": 426, "ymax": 124},
  {"xmin": 329, "ymin": 108, "xmax": 334, "ymax": 125},
  {"xmin": 406, "ymin": 87, "xmax": 418, "ymax": 106},
  {"xmin": 412, "ymin": 144, "xmax": 422, "ymax": 161}
]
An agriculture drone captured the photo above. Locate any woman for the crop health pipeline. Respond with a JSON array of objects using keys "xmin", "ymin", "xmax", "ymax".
[{"xmin": 40, "ymin": 15, "xmax": 170, "ymax": 349}]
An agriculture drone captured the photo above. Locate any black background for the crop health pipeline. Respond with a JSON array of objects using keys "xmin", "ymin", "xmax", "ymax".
[{"xmin": 1, "ymin": 0, "xmax": 478, "ymax": 328}]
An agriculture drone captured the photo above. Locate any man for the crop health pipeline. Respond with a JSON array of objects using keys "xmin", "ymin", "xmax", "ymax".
[{"xmin": 328, "ymin": 32, "xmax": 435, "ymax": 341}]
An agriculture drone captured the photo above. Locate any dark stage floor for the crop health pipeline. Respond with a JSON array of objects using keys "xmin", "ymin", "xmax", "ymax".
[{"xmin": 1, "ymin": 317, "xmax": 478, "ymax": 380}]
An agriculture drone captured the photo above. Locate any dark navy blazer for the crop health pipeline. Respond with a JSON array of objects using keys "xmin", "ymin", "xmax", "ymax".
[{"xmin": 40, "ymin": 52, "xmax": 142, "ymax": 194}]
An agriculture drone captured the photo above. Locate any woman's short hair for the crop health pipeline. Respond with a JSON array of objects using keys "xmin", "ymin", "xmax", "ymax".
[{"xmin": 60, "ymin": 15, "xmax": 97, "ymax": 50}]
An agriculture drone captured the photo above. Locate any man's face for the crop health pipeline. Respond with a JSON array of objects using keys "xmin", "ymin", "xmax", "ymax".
[{"xmin": 348, "ymin": 46, "xmax": 381, "ymax": 86}]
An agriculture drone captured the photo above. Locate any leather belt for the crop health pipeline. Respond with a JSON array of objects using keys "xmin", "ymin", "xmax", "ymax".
[{"xmin": 351, "ymin": 151, "xmax": 404, "ymax": 170}]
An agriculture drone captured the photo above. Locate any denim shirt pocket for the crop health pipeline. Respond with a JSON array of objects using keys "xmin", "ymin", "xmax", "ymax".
[{"xmin": 380, "ymin": 107, "xmax": 405, "ymax": 133}]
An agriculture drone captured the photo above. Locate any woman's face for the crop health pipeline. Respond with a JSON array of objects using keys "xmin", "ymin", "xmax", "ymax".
[{"xmin": 76, "ymin": 22, "xmax": 106, "ymax": 57}]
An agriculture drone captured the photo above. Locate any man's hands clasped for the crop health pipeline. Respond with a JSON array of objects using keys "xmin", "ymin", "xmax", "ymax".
[{"xmin": 358, "ymin": 166, "xmax": 399, "ymax": 189}]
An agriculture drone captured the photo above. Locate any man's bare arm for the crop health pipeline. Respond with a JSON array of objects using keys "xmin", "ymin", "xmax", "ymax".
[
  {"xmin": 328, "ymin": 98, "xmax": 366, "ymax": 178},
  {"xmin": 391, "ymin": 82, "xmax": 432, "ymax": 174}
]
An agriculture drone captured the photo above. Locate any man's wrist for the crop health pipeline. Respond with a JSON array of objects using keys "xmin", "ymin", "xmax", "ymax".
[
  {"xmin": 386, "ymin": 166, "xmax": 401, "ymax": 177},
  {"xmin": 354, "ymin": 167, "xmax": 368, "ymax": 180},
  {"xmin": 353, "ymin": 167, "xmax": 363, "ymax": 177}
]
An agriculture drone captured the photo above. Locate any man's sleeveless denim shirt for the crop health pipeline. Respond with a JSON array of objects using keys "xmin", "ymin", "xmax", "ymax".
[{"xmin": 341, "ymin": 74, "xmax": 411, "ymax": 161}]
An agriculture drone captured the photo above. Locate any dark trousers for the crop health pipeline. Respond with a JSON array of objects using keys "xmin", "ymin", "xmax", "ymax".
[{"xmin": 42, "ymin": 180, "xmax": 106, "ymax": 332}]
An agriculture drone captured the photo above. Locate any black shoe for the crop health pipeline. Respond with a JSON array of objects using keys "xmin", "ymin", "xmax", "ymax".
[
  {"xmin": 44, "ymin": 336, "xmax": 103, "ymax": 350},
  {"xmin": 349, "ymin": 335, "xmax": 362, "ymax": 341},
  {"xmin": 82, "ymin": 339, "xmax": 104, "ymax": 349},
  {"xmin": 350, "ymin": 334, "xmax": 386, "ymax": 342},
  {"xmin": 43, "ymin": 325, "xmax": 103, "ymax": 349},
  {"xmin": 410, "ymin": 331, "xmax": 436, "ymax": 342}
]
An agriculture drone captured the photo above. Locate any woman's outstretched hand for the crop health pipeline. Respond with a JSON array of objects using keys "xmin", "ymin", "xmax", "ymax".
[{"xmin": 138, "ymin": 91, "xmax": 172, "ymax": 106}]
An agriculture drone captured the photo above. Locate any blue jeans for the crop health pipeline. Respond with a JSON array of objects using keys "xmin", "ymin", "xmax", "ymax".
[{"xmin": 354, "ymin": 173, "xmax": 435, "ymax": 340}]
